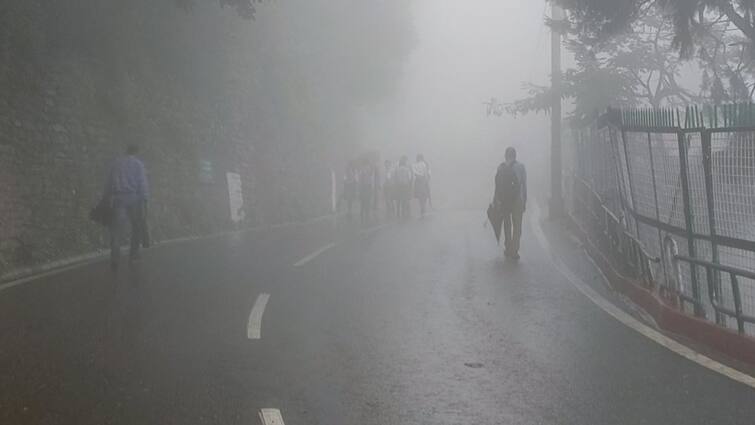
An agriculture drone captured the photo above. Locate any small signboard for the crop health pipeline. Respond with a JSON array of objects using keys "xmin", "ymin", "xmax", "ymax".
[{"xmin": 226, "ymin": 172, "xmax": 245, "ymax": 223}]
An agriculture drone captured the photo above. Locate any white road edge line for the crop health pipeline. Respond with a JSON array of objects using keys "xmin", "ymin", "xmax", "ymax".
[
  {"xmin": 293, "ymin": 243, "xmax": 336, "ymax": 267},
  {"xmin": 0, "ymin": 261, "xmax": 94, "ymax": 294},
  {"xmin": 0, "ymin": 212, "xmax": 342, "ymax": 296},
  {"xmin": 247, "ymin": 293, "xmax": 271, "ymax": 340},
  {"xmin": 259, "ymin": 408, "xmax": 285, "ymax": 425},
  {"xmin": 530, "ymin": 203, "xmax": 755, "ymax": 389}
]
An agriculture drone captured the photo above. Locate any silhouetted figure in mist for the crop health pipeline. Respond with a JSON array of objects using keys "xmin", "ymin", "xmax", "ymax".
[
  {"xmin": 373, "ymin": 160, "xmax": 381, "ymax": 217},
  {"xmin": 494, "ymin": 147, "xmax": 527, "ymax": 260},
  {"xmin": 383, "ymin": 159, "xmax": 397, "ymax": 218},
  {"xmin": 412, "ymin": 154, "xmax": 431, "ymax": 217},
  {"xmin": 358, "ymin": 160, "xmax": 376, "ymax": 224},
  {"xmin": 395, "ymin": 156, "xmax": 413, "ymax": 219},
  {"xmin": 342, "ymin": 161, "xmax": 358, "ymax": 219},
  {"xmin": 104, "ymin": 145, "xmax": 149, "ymax": 271}
]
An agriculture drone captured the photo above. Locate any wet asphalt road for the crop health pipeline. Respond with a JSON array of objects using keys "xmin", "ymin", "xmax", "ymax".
[{"xmin": 1, "ymin": 210, "xmax": 754, "ymax": 425}]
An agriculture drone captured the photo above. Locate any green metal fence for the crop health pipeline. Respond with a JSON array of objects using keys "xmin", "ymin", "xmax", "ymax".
[{"xmin": 568, "ymin": 104, "xmax": 755, "ymax": 336}]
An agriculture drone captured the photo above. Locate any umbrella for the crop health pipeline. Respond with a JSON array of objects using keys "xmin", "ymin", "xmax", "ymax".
[{"xmin": 487, "ymin": 202, "xmax": 504, "ymax": 244}]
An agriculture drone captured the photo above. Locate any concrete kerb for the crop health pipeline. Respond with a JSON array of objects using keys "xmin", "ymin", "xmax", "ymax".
[{"xmin": 0, "ymin": 212, "xmax": 342, "ymax": 292}]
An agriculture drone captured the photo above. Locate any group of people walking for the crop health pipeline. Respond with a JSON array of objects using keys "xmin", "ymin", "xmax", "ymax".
[
  {"xmin": 386, "ymin": 154, "xmax": 432, "ymax": 219},
  {"xmin": 342, "ymin": 154, "xmax": 432, "ymax": 223},
  {"xmin": 97, "ymin": 144, "xmax": 525, "ymax": 273}
]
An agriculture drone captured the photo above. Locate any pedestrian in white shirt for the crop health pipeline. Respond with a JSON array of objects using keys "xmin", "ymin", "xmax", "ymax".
[{"xmin": 412, "ymin": 154, "xmax": 431, "ymax": 217}]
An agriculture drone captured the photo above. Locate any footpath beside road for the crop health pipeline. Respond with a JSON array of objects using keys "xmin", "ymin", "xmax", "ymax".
[{"xmin": 0, "ymin": 210, "xmax": 753, "ymax": 424}]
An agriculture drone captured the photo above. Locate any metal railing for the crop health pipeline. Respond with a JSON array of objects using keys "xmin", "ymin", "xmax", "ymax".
[
  {"xmin": 567, "ymin": 104, "xmax": 755, "ymax": 336},
  {"xmin": 573, "ymin": 177, "xmax": 660, "ymax": 288},
  {"xmin": 673, "ymin": 255, "xmax": 755, "ymax": 334}
]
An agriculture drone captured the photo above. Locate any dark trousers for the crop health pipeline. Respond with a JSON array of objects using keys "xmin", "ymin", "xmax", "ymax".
[
  {"xmin": 398, "ymin": 198, "xmax": 410, "ymax": 219},
  {"xmin": 385, "ymin": 197, "xmax": 396, "ymax": 219},
  {"xmin": 503, "ymin": 209, "xmax": 523, "ymax": 255},
  {"xmin": 110, "ymin": 196, "xmax": 144, "ymax": 266},
  {"xmin": 360, "ymin": 195, "xmax": 372, "ymax": 224},
  {"xmin": 418, "ymin": 197, "xmax": 428, "ymax": 216}
]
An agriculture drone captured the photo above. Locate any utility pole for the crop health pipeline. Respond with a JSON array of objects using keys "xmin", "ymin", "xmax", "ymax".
[{"xmin": 549, "ymin": 3, "xmax": 565, "ymax": 219}]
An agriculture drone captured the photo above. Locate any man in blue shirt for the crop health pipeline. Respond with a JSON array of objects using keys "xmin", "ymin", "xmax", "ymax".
[{"xmin": 104, "ymin": 145, "xmax": 149, "ymax": 271}]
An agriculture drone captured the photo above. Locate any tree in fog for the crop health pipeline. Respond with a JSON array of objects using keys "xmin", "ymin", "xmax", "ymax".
[
  {"xmin": 175, "ymin": 0, "xmax": 263, "ymax": 19},
  {"xmin": 509, "ymin": 8, "xmax": 697, "ymax": 124},
  {"xmin": 695, "ymin": 15, "xmax": 755, "ymax": 102},
  {"xmin": 510, "ymin": 2, "xmax": 755, "ymax": 122},
  {"xmin": 556, "ymin": 0, "xmax": 755, "ymax": 53},
  {"xmin": 556, "ymin": 0, "xmax": 755, "ymax": 101}
]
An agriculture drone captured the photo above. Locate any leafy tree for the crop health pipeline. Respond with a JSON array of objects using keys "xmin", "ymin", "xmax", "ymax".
[
  {"xmin": 176, "ymin": 0, "xmax": 264, "ymax": 19},
  {"xmin": 511, "ymin": 2, "xmax": 755, "ymax": 122},
  {"xmin": 555, "ymin": 0, "xmax": 755, "ymax": 56},
  {"xmin": 509, "ymin": 9, "xmax": 696, "ymax": 124},
  {"xmin": 694, "ymin": 13, "xmax": 755, "ymax": 102}
]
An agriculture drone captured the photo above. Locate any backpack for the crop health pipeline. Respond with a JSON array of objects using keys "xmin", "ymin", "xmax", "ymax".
[{"xmin": 495, "ymin": 162, "xmax": 520, "ymax": 207}]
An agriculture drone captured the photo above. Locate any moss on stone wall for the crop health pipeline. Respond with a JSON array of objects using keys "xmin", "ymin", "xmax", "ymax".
[{"xmin": 0, "ymin": 0, "xmax": 413, "ymax": 276}]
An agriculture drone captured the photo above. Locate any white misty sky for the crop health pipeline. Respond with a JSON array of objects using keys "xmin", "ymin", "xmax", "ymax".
[{"xmin": 358, "ymin": 0, "xmax": 553, "ymax": 207}]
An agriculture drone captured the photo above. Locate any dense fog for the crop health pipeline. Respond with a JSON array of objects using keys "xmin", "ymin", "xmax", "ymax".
[{"xmin": 358, "ymin": 0, "xmax": 552, "ymax": 210}]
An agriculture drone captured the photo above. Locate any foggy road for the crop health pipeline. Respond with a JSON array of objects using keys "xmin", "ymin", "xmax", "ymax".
[{"xmin": 1, "ymin": 211, "xmax": 754, "ymax": 425}]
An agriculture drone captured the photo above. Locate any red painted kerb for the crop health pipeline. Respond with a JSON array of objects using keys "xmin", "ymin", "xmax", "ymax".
[{"xmin": 568, "ymin": 217, "xmax": 755, "ymax": 367}]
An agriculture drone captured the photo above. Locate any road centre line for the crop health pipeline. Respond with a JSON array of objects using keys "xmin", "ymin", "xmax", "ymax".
[
  {"xmin": 259, "ymin": 409, "xmax": 285, "ymax": 425},
  {"xmin": 293, "ymin": 222, "xmax": 389, "ymax": 267},
  {"xmin": 359, "ymin": 223, "xmax": 389, "ymax": 235},
  {"xmin": 530, "ymin": 203, "xmax": 755, "ymax": 389},
  {"xmin": 247, "ymin": 293, "xmax": 270, "ymax": 340},
  {"xmin": 293, "ymin": 243, "xmax": 336, "ymax": 267}
]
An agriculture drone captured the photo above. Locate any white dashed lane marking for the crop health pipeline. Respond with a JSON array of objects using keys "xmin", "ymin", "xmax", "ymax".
[
  {"xmin": 259, "ymin": 408, "xmax": 285, "ymax": 425},
  {"xmin": 293, "ymin": 243, "xmax": 336, "ymax": 267},
  {"xmin": 247, "ymin": 293, "xmax": 270, "ymax": 340}
]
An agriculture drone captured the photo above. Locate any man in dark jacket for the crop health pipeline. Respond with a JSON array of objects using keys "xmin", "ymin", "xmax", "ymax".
[
  {"xmin": 104, "ymin": 145, "xmax": 149, "ymax": 271},
  {"xmin": 494, "ymin": 147, "xmax": 527, "ymax": 260}
]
